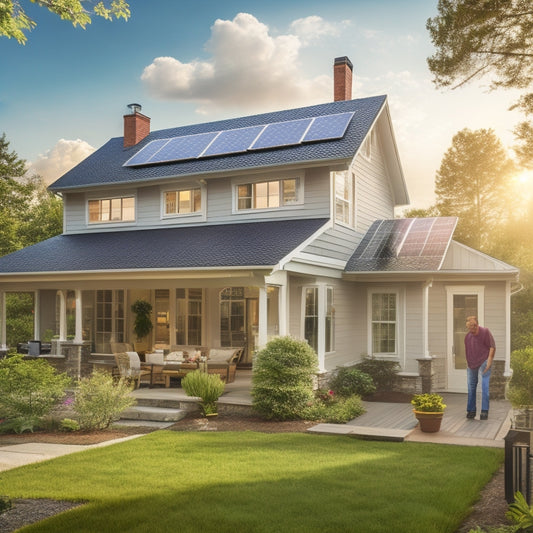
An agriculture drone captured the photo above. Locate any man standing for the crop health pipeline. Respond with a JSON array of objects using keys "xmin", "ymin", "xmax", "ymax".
[{"xmin": 464, "ymin": 316, "xmax": 496, "ymax": 420}]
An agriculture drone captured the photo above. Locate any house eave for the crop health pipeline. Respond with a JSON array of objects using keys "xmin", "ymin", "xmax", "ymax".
[{"xmin": 343, "ymin": 269, "xmax": 520, "ymax": 282}]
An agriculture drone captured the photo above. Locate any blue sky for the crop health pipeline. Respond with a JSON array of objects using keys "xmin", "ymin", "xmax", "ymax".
[{"xmin": 0, "ymin": 0, "xmax": 524, "ymax": 207}]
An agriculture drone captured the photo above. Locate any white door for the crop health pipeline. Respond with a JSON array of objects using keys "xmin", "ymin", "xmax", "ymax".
[{"xmin": 446, "ymin": 286, "xmax": 484, "ymax": 392}]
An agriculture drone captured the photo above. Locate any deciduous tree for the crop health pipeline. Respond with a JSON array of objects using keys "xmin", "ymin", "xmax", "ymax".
[{"xmin": 0, "ymin": 0, "xmax": 130, "ymax": 44}]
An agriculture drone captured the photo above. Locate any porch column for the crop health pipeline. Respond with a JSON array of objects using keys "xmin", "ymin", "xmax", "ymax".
[
  {"xmin": 505, "ymin": 280, "xmax": 512, "ymax": 377},
  {"xmin": 317, "ymin": 284, "xmax": 326, "ymax": 372},
  {"xmin": 279, "ymin": 281, "xmax": 288, "ymax": 337},
  {"xmin": 58, "ymin": 290, "xmax": 67, "ymax": 341},
  {"xmin": 422, "ymin": 280, "xmax": 432, "ymax": 358},
  {"xmin": 0, "ymin": 290, "xmax": 6, "ymax": 348},
  {"xmin": 258, "ymin": 286, "xmax": 268, "ymax": 349},
  {"xmin": 74, "ymin": 289, "xmax": 83, "ymax": 343}
]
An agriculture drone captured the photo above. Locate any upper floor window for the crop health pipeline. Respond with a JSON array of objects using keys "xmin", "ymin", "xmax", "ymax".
[
  {"xmin": 88, "ymin": 197, "xmax": 135, "ymax": 224},
  {"xmin": 237, "ymin": 178, "xmax": 300, "ymax": 210},
  {"xmin": 164, "ymin": 188, "xmax": 201, "ymax": 216},
  {"xmin": 361, "ymin": 129, "xmax": 376, "ymax": 160},
  {"xmin": 334, "ymin": 171, "xmax": 353, "ymax": 226}
]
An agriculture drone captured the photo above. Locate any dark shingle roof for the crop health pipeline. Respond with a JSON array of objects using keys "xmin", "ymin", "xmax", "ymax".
[
  {"xmin": 345, "ymin": 217, "xmax": 457, "ymax": 272},
  {"xmin": 0, "ymin": 219, "xmax": 328, "ymax": 274},
  {"xmin": 49, "ymin": 96, "xmax": 387, "ymax": 191}
]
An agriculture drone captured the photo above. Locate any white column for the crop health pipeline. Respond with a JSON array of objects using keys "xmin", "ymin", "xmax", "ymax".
[
  {"xmin": 258, "ymin": 286, "xmax": 268, "ymax": 349},
  {"xmin": 505, "ymin": 280, "xmax": 512, "ymax": 376},
  {"xmin": 317, "ymin": 285, "xmax": 326, "ymax": 372},
  {"xmin": 34, "ymin": 291, "xmax": 40, "ymax": 340},
  {"xmin": 58, "ymin": 291, "xmax": 67, "ymax": 341},
  {"xmin": 422, "ymin": 280, "xmax": 432, "ymax": 359},
  {"xmin": 278, "ymin": 281, "xmax": 288, "ymax": 337},
  {"xmin": 74, "ymin": 290, "xmax": 83, "ymax": 343}
]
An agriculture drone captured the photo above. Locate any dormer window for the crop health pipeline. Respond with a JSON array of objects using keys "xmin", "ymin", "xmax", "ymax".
[
  {"xmin": 236, "ymin": 177, "xmax": 300, "ymax": 211},
  {"xmin": 88, "ymin": 196, "xmax": 135, "ymax": 224},
  {"xmin": 334, "ymin": 171, "xmax": 354, "ymax": 227},
  {"xmin": 164, "ymin": 188, "xmax": 201, "ymax": 216}
]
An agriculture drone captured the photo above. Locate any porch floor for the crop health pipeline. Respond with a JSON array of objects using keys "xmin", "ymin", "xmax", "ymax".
[{"xmin": 132, "ymin": 370, "xmax": 513, "ymax": 447}]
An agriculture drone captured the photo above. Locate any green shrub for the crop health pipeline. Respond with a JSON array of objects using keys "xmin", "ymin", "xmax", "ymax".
[
  {"xmin": 354, "ymin": 356, "xmax": 400, "ymax": 391},
  {"xmin": 303, "ymin": 394, "xmax": 365, "ymax": 423},
  {"xmin": 508, "ymin": 347, "xmax": 533, "ymax": 407},
  {"xmin": 0, "ymin": 495, "xmax": 12, "ymax": 515},
  {"xmin": 60, "ymin": 418, "xmax": 81, "ymax": 432},
  {"xmin": 73, "ymin": 371, "xmax": 136, "ymax": 430},
  {"xmin": 0, "ymin": 354, "xmax": 71, "ymax": 433},
  {"xmin": 329, "ymin": 367, "xmax": 376, "ymax": 398},
  {"xmin": 252, "ymin": 336, "xmax": 318, "ymax": 420},
  {"xmin": 182, "ymin": 370, "xmax": 225, "ymax": 415}
]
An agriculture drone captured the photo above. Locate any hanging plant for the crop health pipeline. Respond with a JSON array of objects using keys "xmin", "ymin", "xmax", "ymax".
[{"xmin": 131, "ymin": 299, "xmax": 153, "ymax": 341}]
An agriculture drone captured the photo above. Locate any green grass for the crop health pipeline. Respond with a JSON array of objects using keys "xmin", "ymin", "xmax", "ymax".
[{"xmin": 0, "ymin": 431, "xmax": 502, "ymax": 532}]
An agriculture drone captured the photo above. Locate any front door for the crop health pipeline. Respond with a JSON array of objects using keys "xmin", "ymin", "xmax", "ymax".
[{"xmin": 446, "ymin": 287, "xmax": 484, "ymax": 392}]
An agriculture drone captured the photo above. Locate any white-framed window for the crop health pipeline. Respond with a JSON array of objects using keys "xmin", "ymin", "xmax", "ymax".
[
  {"xmin": 325, "ymin": 286, "xmax": 335, "ymax": 353},
  {"xmin": 302, "ymin": 286, "xmax": 335, "ymax": 355},
  {"xmin": 369, "ymin": 290, "xmax": 398, "ymax": 355},
  {"xmin": 88, "ymin": 196, "xmax": 135, "ymax": 224},
  {"xmin": 176, "ymin": 288, "xmax": 203, "ymax": 346},
  {"xmin": 334, "ymin": 171, "xmax": 353, "ymax": 226},
  {"xmin": 164, "ymin": 188, "xmax": 202, "ymax": 216},
  {"xmin": 236, "ymin": 177, "xmax": 301, "ymax": 211},
  {"xmin": 360, "ymin": 129, "xmax": 376, "ymax": 160},
  {"xmin": 304, "ymin": 287, "xmax": 319, "ymax": 353}
]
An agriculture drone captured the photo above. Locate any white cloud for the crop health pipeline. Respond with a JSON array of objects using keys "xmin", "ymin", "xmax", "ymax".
[
  {"xmin": 289, "ymin": 15, "xmax": 343, "ymax": 45},
  {"xmin": 27, "ymin": 139, "xmax": 95, "ymax": 184},
  {"xmin": 141, "ymin": 12, "xmax": 335, "ymax": 113}
]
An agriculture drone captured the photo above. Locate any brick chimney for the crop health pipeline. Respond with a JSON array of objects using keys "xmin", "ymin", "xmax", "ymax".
[
  {"xmin": 123, "ymin": 103, "xmax": 150, "ymax": 147},
  {"xmin": 334, "ymin": 56, "xmax": 353, "ymax": 101}
]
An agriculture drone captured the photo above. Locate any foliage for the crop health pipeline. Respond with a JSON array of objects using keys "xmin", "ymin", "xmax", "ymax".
[
  {"xmin": 434, "ymin": 128, "xmax": 515, "ymax": 251},
  {"xmin": 181, "ymin": 370, "xmax": 225, "ymax": 416},
  {"xmin": 303, "ymin": 392, "xmax": 365, "ymax": 423},
  {"xmin": 60, "ymin": 418, "xmax": 80, "ymax": 432},
  {"xmin": 508, "ymin": 347, "xmax": 533, "ymax": 408},
  {"xmin": 73, "ymin": 371, "xmax": 135, "ymax": 430},
  {"xmin": 426, "ymin": 1, "xmax": 533, "ymax": 168},
  {"xmin": 0, "ymin": 354, "xmax": 71, "ymax": 433},
  {"xmin": 5, "ymin": 292, "xmax": 33, "ymax": 348},
  {"xmin": 131, "ymin": 299, "xmax": 153, "ymax": 340},
  {"xmin": 252, "ymin": 336, "xmax": 318, "ymax": 420},
  {"xmin": 0, "ymin": 0, "xmax": 130, "ymax": 44},
  {"xmin": 0, "ymin": 431, "xmax": 503, "ymax": 532},
  {"xmin": 0, "ymin": 496, "xmax": 12, "ymax": 515},
  {"xmin": 506, "ymin": 491, "xmax": 533, "ymax": 532},
  {"xmin": 328, "ymin": 367, "xmax": 376, "ymax": 398},
  {"xmin": 354, "ymin": 356, "xmax": 399, "ymax": 391},
  {"xmin": 411, "ymin": 393, "xmax": 447, "ymax": 413}
]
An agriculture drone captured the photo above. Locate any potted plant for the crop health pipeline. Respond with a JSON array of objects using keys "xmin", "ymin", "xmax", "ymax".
[
  {"xmin": 131, "ymin": 299, "xmax": 153, "ymax": 357},
  {"xmin": 411, "ymin": 393, "xmax": 446, "ymax": 433},
  {"xmin": 181, "ymin": 370, "xmax": 225, "ymax": 417}
]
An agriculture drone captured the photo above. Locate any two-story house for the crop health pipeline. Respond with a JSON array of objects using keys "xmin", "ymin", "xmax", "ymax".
[{"xmin": 0, "ymin": 57, "xmax": 519, "ymax": 395}]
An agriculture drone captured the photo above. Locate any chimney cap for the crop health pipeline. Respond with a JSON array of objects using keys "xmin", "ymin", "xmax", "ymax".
[
  {"xmin": 334, "ymin": 56, "xmax": 353, "ymax": 70},
  {"xmin": 127, "ymin": 103, "xmax": 142, "ymax": 114}
]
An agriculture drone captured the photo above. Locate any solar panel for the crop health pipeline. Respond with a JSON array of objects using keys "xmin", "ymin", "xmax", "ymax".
[
  {"xmin": 150, "ymin": 131, "xmax": 219, "ymax": 163},
  {"xmin": 201, "ymin": 125, "xmax": 265, "ymax": 157},
  {"xmin": 249, "ymin": 118, "xmax": 313, "ymax": 150},
  {"xmin": 123, "ymin": 138, "xmax": 170, "ymax": 166},
  {"xmin": 303, "ymin": 112, "xmax": 354, "ymax": 142}
]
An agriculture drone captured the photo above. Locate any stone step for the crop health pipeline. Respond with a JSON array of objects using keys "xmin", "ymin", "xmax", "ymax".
[{"xmin": 121, "ymin": 405, "xmax": 188, "ymax": 422}]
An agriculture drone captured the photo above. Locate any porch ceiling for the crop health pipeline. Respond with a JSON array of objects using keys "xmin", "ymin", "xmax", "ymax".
[{"xmin": 0, "ymin": 218, "xmax": 328, "ymax": 277}]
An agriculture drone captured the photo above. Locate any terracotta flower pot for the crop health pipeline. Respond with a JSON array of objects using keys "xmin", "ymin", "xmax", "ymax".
[{"xmin": 413, "ymin": 410, "xmax": 444, "ymax": 433}]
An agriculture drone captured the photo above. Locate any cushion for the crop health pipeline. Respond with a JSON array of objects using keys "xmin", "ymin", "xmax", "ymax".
[
  {"xmin": 146, "ymin": 352, "xmax": 164, "ymax": 365},
  {"xmin": 126, "ymin": 351, "xmax": 141, "ymax": 369},
  {"xmin": 208, "ymin": 348, "xmax": 236, "ymax": 363},
  {"xmin": 165, "ymin": 351, "xmax": 185, "ymax": 362}
]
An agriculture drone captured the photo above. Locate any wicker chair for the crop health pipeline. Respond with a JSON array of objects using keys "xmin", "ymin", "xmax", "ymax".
[
  {"xmin": 114, "ymin": 352, "xmax": 151, "ymax": 389},
  {"xmin": 145, "ymin": 352, "xmax": 170, "ymax": 387},
  {"xmin": 206, "ymin": 347, "xmax": 243, "ymax": 383}
]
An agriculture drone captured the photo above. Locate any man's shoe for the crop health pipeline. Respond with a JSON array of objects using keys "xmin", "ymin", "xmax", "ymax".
[
  {"xmin": 466, "ymin": 411, "xmax": 476, "ymax": 419},
  {"xmin": 480, "ymin": 411, "xmax": 489, "ymax": 420}
]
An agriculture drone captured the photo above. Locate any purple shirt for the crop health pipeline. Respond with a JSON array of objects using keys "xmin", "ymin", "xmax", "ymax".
[{"xmin": 464, "ymin": 326, "xmax": 496, "ymax": 369}]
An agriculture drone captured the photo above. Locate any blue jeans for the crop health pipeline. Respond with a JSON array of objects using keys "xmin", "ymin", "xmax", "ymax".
[{"xmin": 467, "ymin": 360, "xmax": 491, "ymax": 413}]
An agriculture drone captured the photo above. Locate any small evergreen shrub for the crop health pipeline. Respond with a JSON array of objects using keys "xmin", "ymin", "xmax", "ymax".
[
  {"xmin": 252, "ymin": 336, "xmax": 318, "ymax": 420},
  {"xmin": 508, "ymin": 347, "xmax": 533, "ymax": 407},
  {"xmin": 182, "ymin": 370, "xmax": 225, "ymax": 415},
  {"xmin": 354, "ymin": 356, "xmax": 400, "ymax": 391},
  {"xmin": 73, "ymin": 371, "xmax": 136, "ymax": 430},
  {"xmin": 329, "ymin": 367, "xmax": 376, "ymax": 398},
  {"xmin": 0, "ymin": 354, "xmax": 71, "ymax": 433},
  {"xmin": 60, "ymin": 418, "xmax": 81, "ymax": 432},
  {"xmin": 0, "ymin": 496, "xmax": 12, "ymax": 515},
  {"xmin": 304, "ymin": 394, "xmax": 365, "ymax": 423}
]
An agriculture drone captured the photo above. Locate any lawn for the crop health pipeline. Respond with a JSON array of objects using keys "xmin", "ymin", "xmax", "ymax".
[{"xmin": 0, "ymin": 431, "xmax": 502, "ymax": 533}]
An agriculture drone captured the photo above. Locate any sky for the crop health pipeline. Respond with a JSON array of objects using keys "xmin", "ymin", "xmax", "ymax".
[{"xmin": 0, "ymin": 0, "xmax": 526, "ymax": 209}]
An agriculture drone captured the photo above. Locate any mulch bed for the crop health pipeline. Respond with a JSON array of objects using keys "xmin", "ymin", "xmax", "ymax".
[{"xmin": 0, "ymin": 410, "xmax": 511, "ymax": 532}]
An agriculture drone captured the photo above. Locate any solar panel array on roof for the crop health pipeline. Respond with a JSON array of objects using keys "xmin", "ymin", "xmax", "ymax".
[
  {"xmin": 123, "ymin": 111, "xmax": 355, "ymax": 167},
  {"xmin": 345, "ymin": 217, "xmax": 457, "ymax": 272}
]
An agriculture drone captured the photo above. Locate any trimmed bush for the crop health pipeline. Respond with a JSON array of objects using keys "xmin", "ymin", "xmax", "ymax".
[
  {"xmin": 0, "ymin": 354, "xmax": 71, "ymax": 433},
  {"xmin": 508, "ymin": 347, "xmax": 533, "ymax": 407},
  {"xmin": 329, "ymin": 367, "xmax": 376, "ymax": 398},
  {"xmin": 182, "ymin": 370, "xmax": 225, "ymax": 415},
  {"xmin": 303, "ymin": 395, "xmax": 365, "ymax": 423},
  {"xmin": 73, "ymin": 371, "xmax": 136, "ymax": 430},
  {"xmin": 354, "ymin": 356, "xmax": 400, "ymax": 391},
  {"xmin": 252, "ymin": 336, "xmax": 318, "ymax": 420}
]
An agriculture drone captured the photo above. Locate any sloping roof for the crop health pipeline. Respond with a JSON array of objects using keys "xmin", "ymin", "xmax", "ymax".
[
  {"xmin": 0, "ymin": 219, "xmax": 328, "ymax": 274},
  {"xmin": 49, "ymin": 96, "xmax": 388, "ymax": 192},
  {"xmin": 345, "ymin": 217, "xmax": 457, "ymax": 272}
]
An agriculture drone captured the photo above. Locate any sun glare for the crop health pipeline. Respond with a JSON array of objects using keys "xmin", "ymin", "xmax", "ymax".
[{"xmin": 515, "ymin": 170, "xmax": 533, "ymax": 186}]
